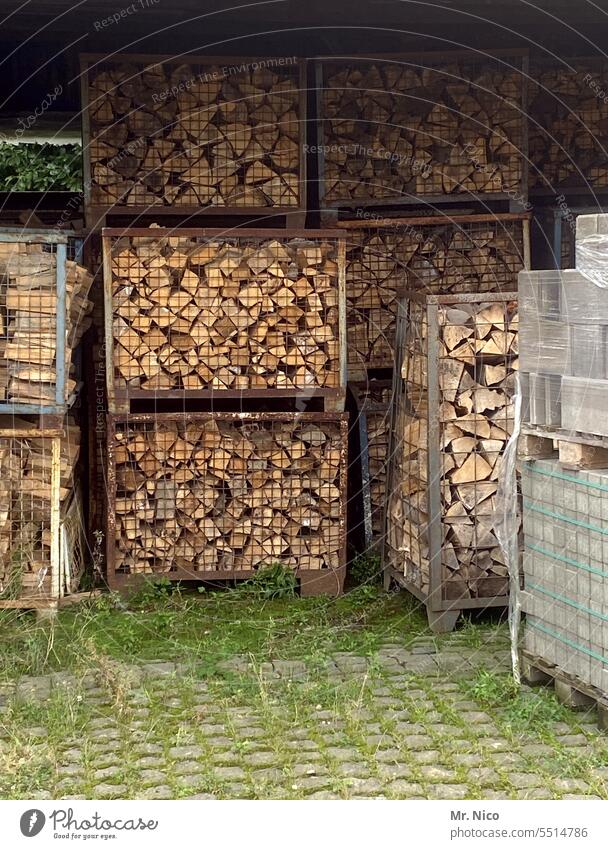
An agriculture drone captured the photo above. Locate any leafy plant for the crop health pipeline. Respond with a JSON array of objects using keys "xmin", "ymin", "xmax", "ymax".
[
  {"xmin": 0, "ymin": 143, "xmax": 81, "ymax": 191},
  {"xmin": 236, "ymin": 563, "xmax": 297, "ymax": 600},
  {"xmin": 349, "ymin": 551, "xmax": 382, "ymax": 585}
]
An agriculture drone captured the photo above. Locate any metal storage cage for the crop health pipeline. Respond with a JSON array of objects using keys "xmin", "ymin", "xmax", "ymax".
[{"xmin": 384, "ymin": 291, "xmax": 519, "ymax": 631}]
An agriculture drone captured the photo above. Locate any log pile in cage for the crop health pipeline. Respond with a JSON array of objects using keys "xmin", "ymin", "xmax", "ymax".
[
  {"xmin": 0, "ymin": 421, "xmax": 83, "ymax": 604},
  {"xmin": 0, "ymin": 233, "xmax": 93, "ymax": 411},
  {"xmin": 107, "ymin": 413, "xmax": 348, "ymax": 594},
  {"xmin": 529, "ymin": 58, "xmax": 608, "ymax": 192},
  {"xmin": 81, "ymin": 54, "xmax": 305, "ymax": 217},
  {"xmin": 385, "ymin": 291, "xmax": 519, "ymax": 630},
  {"xmin": 316, "ymin": 50, "xmax": 528, "ymax": 208},
  {"xmin": 104, "ymin": 228, "xmax": 346, "ymax": 410},
  {"xmin": 343, "ymin": 213, "xmax": 529, "ymax": 374}
]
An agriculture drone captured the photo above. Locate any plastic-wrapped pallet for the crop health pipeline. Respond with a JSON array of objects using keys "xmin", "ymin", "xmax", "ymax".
[{"xmin": 521, "ymin": 458, "xmax": 608, "ymax": 695}]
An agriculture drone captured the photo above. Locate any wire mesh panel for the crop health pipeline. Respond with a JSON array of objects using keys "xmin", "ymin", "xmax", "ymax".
[
  {"xmin": 82, "ymin": 54, "xmax": 305, "ymax": 215},
  {"xmin": 352, "ymin": 380, "xmax": 392, "ymax": 544},
  {"xmin": 107, "ymin": 412, "xmax": 347, "ymax": 582},
  {"xmin": 345, "ymin": 214, "xmax": 528, "ymax": 374},
  {"xmin": 529, "ymin": 58, "xmax": 608, "ymax": 192},
  {"xmin": 0, "ymin": 231, "xmax": 93, "ymax": 413},
  {"xmin": 0, "ymin": 431, "xmax": 61, "ymax": 601},
  {"xmin": 386, "ymin": 292, "xmax": 518, "ymax": 608},
  {"xmin": 317, "ymin": 51, "xmax": 527, "ymax": 207},
  {"xmin": 104, "ymin": 229, "xmax": 346, "ymax": 407}
]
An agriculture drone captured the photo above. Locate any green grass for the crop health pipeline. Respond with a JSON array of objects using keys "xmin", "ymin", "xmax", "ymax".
[{"xmin": 0, "ymin": 584, "xmax": 426, "ymax": 682}]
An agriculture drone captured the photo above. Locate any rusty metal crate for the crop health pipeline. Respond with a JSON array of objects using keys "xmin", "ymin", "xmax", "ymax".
[
  {"xmin": 80, "ymin": 53, "xmax": 307, "ymax": 226},
  {"xmin": 106, "ymin": 412, "xmax": 348, "ymax": 596},
  {"xmin": 342, "ymin": 212, "xmax": 530, "ymax": 376},
  {"xmin": 103, "ymin": 227, "xmax": 347, "ymax": 412},
  {"xmin": 314, "ymin": 49, "xmax": 529, "ymax": 212},
  {"xmin": 384, "ymin": 291, "xmax": 519, "ymax": 631}
]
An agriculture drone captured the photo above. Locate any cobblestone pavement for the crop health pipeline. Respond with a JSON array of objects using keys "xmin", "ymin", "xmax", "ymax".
[{"xmin": 1, "ymin": 631, "xmax": 607, "ymax": 800}]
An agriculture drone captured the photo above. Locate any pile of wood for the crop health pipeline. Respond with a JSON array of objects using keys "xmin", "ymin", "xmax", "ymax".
[
  {"xmin": 345, "ymin": 216, "xmax": 527, "ymax": 373},
  {"xmin": 529, "ymin": 60, "xmax": 608, "ymax": 190},
  {"xmin": 387, "ymin": 295, "xmax": 518, "ymax": 601},
  {"xmin": 320, "ymin": 56, "xmax": 525, "ymax": 204},
  {"xmin": 109, "ymin": 414, "xmax": 346, "ymax": 576},
  {"xmin": 108, "ymin": 231, "xmax": 343, "ymax": 395},
  {"xmin": 0, "ymin": 421, "xmax": 81, "ymax": 598},
  {"xmin": 85, "ymin": 57, "xmax": 302, "ymax": 209},
  {"xmin": 0, "ymin": 243, "xmax": 93, "ymax": 405}
]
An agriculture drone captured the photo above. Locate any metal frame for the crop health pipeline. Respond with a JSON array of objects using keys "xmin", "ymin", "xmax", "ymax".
[
  {"xmin": 383, "ymin": 291, "xmax": 518, "ymax": 627},
  {"xmin": 0, "ymin": 229, "xmax": 69, "ymax": 415},
  {"xmin": 102, "ymin": 227, "xmax": 348, "ymax": 413},
  {"xmin": 106, "ymin": 411, "xmax": 348, "ymax": 596},
  {"xmin": 80, "ymin": 53, "xmax": 308, "ymax": 227},
  {"xmin": 0, "ymin": 428, "xmax": 63, "ymax": 610},
  {"xmin": 314, "ymin": 49, "xmax": 529, "ymax": 213}
]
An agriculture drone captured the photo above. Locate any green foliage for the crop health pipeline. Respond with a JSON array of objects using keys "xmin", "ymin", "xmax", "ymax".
[
  {"xmin": 0, "ymin": 143, "xmax": 81, "ymax": 191},
  {"xmin": 349, "ymin": 551, "xmax": 382, "ymax": 585},
  {"xmin": 236, "ymin": 563, "xmax": 298, "ymax": 600}
]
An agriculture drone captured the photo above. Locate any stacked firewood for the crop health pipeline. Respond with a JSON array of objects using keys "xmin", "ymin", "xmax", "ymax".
[
  {"xmin": 529, "ymin": 60, "xmax": 608, "ymax": 190},
  {"xmin": 345, "ymin": 218, "xmax": 527, "ymax": 372},
  {"xmin": 111, "ymin": 415, "xmax": 346, "ymax": 576},
  {"xmin": 85, "ymin": 59, "xmax": 302, "ymax": 208},
  {"xmin": 109, "ymin": 232, "xmax": 343, "ymax": 394},
  {"xmin": 320, "ymin": 57, "xmax": 525, "ymax": 203},
  {"xmin": 0, "ymin": 421, "xmax": 81, "ymax": 598},
  {"xmin": 387, "ymin": 297, "xmax": 518, "ymax": 600},
  {"xmin": 0, "ymin": 243, "xmax": 93, "ymax": 404}
]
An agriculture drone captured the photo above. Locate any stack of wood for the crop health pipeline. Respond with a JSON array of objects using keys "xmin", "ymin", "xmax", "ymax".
[
  {"xmin": 108, "ymin": 231, "xmax": 343, "ymax": 396},
  {"xmin": 345, "ymin": 216, "xmax": 527, "ymax": 374},
  {"xmin": 387, "ymin": 295, "xmax": 518, "ymax": 602},
  {"xmin": 0, "ymin": 242, "xmax": 93, "ymax": 405},
  {"xmin": 110, "ymin": 414, "xmax": 346, "ymax": 577},
  {"xmin": 319, "ymin": 56, "xmax": 525, "ymax": 204},
  {"xmin": 85, "ymin": 57, "xmax": 302, "ymax": 209},
  {"xmin": 0, "ymin": 420, "xmax": 81, "ymax": 599},
  {"xmin": 529, "ymin": 60, "xmax": 608, "ymax": 190}
]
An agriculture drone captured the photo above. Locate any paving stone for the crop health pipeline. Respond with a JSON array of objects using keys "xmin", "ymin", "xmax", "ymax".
[
  {"xmin": 93, "ymin": 766, "xmax": 123, "ymax": 781},
  {"xmin": 60, "ymin": 749, "xmax": 83, "ymax": 763},
  {"xmin": 553, "ymin": 778, "xmax": 590, "ymax": 792},
  {"xmin": 169, "ymin": 745, "xmax": 204, "ymax": 759},
  {"xmin": 133, "ymin": 743, "xmax": 163, "ymax": 756},
  {"xmin": 251, "ymin": 767, "xmax": 284, "ymax": 783},
  {"xmin": 419, "ymin": 766, "xmax": 456, "ymax": 782},
  {"xmin": 137, "ymin": 756, "xmax": 165, "ymax": 769},
  {"xmin": 409, "ymin": 750, "xmax": 441, "ymax": 764},
  {"xmin": 400, "ymin": 735, "xmax": 434, "ymax": 750},
  {"xmin": 305, "ymin": 791, "xmax": 341, "ymax": 799},
  {"xmin": 141, "ymin": 662, "xmax": 177, "ymax": 677},
  {"xmin": 16, "ymin": 676, "xmax": 52, "ymax": 701},
  {"xmin": 224, "ymin": 783, "xmax": 250, "ymax": 798},
  {"xmin": 387, "ymin": 780, "xmax": 424, "ymax": 796},
  {"xmin": 93, "ymin": 783, "xmax": 128, "ymax": 799},
  {"xmin": 57, "ymin": 764, "xmax": 84, "ymax": 777},
  {"xmin": 215, "ymin": 766, "xmax": 246, "ymax": 780},
  {"xmin": 178, "ymin": 774, "xmax": 205, "ymax": 789},
  {"xmin": 427, "ymin": 784, "xmax": 468, "ymax": 800},
  {"xmin": 243, "ymin": 751, "xmax": 278, "ymax": 767},
  {"xmin": 139, "ymin": 785, "xmax": 173, "ymax": 799},
  {"xmin": 90, "ymin": 727, "xmax": 122, "ymax": 741},
  {"xmin": 377, "ymin": 764, "xmax": 414, "ymax": 779},
  {"xmin": 517, "ymin": 788, "xmax": 553, "ymax": 800},
  {"xmin": 555, "ymin": 735, "xmax": 589, "ymax": 747},
  {"xmin": 293, "ymin": 775, "xmax": 332, "ymax": 791},
  {"xmin": 469, "ymin": 767, "xmax": 500, "ymax": 786},
  {"xmin": 140, "ymin": 769, "xmax": 168, "ymax": 785},
  {"xmin": 292, "ymin": 763, "xmax": 329, "ymax": 777},
  {"xmin": 325, "ymin": 747, "xmax": 363, "ymax": 762},
  {"xmin": 335, "ymin": 762, "xmax": 372, "ymax": 778}
]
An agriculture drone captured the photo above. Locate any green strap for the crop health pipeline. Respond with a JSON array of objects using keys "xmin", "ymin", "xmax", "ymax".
[
  {"xmin": 522, "ymin": 461, "xmax": 608, "ymax": 493},
  {"xmin": 523, "ymin": 500, "xmax": 608, "ymax": 535},
  {"xmin": 528, "ymin": 542, "xmax": 608, "ymax": 579},
  {"xmin": 527, "ymin": 581, "xmax": 608, "ymax": 622},
  {"xmin": 528, "ymin": 620, "xmax": 608, "ymax": 665}
]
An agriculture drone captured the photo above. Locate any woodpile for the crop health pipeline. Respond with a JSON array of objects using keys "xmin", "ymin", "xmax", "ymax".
[
  {"xmin": 386, "ymin": 294, "xmax": 518, "ymax": 603},
  {"xmin": 345, "ymin": 215, "xmax": 528, "ymax": 373},
  {"xmin": 109, "ymin": 414, "xmax": 347, "ymax": 578},
  {"xmin": 0, "ymin": 242, "xmax": 93, "ymax": 405},
  {"xmin": 529, "ymin": 60, "xmax": 608, "ymax": 190},
  {"xmin": 84, "ymin": 56, "xmax": 303, "ymax": 210},
  {"xmin": 0, "ymin": 421, "xmax": 81, "ymax": 599},
  {"xmin": 319, "ymin": 54, "xmax": 525, "ymax": 205},
  {"xmin": 106, "ymin": 230, "xmax": 344, "ymax": 398}
]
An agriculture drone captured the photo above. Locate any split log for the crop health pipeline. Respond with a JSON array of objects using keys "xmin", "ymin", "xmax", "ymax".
[
  {"xmin": 109, "ymin": 233, "xmax": 343, "ymax": 393},
  {"xmin": 111, "ymin": 415, "xmax": 346, "ymax": 575},
  {"xmin": 86, "ymin": 58, "xmax": 302, "ymax": 208}
]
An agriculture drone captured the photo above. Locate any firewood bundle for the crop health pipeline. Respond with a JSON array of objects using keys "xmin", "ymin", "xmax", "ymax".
[
  {"xmin": 110, "ymin": 415, "xmax": 346, "ymax": 576},
  {"xmin": 0, "ymin": 243, "xmax": 93, "ymax": 405},
  {"xmin": 387, "ymin": 296, "xmax": 518, "ymax": 601},
  {"xmin": 108, "ymin": 232, "xmax": 343, "ymax": 395},
  {"xmin": 529, "ymin": 61, "xmax": 608, "ymax": 190},
  {"xmin": 319, "ymin": 57, "xmax": 525, "ymax": 204},
  {"xmin": 0, "ymin": 422, "xmax": 81, "ymax": 598},
  {"xmin": 345, "ymin": 217, "xmax": 527, "ymax": 372},
  {"xmin": 85, "ymin": 57, "xmax": 302, "ymax": 209}
]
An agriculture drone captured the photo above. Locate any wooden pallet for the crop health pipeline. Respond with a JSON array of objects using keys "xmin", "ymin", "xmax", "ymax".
[
  {"xmin": 521, "ymin": 649, "xmax": 608, "ymax": 730},
  {"xmin": 519, "ymin": 426, "xmax": 608, "ymax": 470}
]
